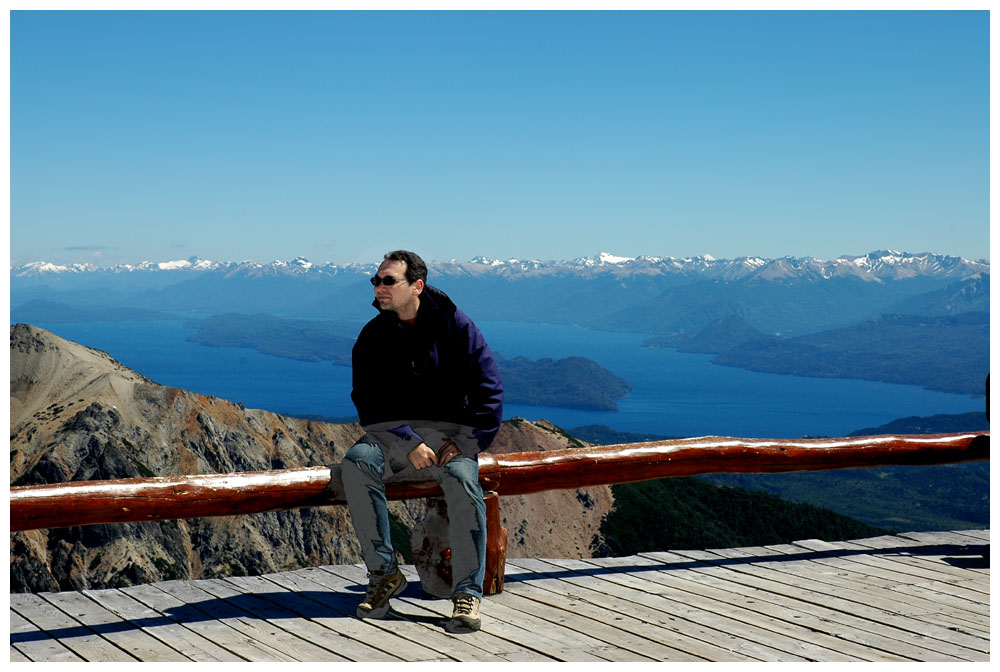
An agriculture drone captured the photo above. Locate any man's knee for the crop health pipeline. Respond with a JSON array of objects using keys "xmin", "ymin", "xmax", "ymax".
[
  {"xmin": 343, "ymin": 440, "xmax": 385, "ymax": 481},
  {"xmin": 440, "ymin": 456, "xmax": 482, "ymax": 495}
]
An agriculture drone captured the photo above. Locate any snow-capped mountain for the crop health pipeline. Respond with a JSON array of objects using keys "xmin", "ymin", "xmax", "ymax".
[
  {"xmin": 10, "ymin": 250, "xmax": 988, "ymax": 342},
  {"xmin": 12, "ymin": 250, "xmax": 988, "ymax": 282}
]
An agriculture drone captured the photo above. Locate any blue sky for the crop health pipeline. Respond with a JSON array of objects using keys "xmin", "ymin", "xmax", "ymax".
[{"xmin": 10, "ymin": 9, "xmax": 990, "ymax": 266}]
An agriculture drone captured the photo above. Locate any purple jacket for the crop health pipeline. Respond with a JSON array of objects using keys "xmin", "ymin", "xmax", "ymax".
[{"xmin": 351, "ymin": 285, "xmax": 504, "ymax": 453}]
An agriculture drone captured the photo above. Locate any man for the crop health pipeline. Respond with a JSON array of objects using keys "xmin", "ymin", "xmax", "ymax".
[{"xmin": 341, "ymin": 250, "xmax": 504, "ymax": 634}]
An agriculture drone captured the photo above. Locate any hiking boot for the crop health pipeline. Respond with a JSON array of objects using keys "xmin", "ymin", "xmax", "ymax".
[
  {"xmin": 445, "ymin": 593, "xmax": 481, "ymax": 633},
  {"xmin": 356, "ymin": 567, "xmax": 407, "ymax": 619}
]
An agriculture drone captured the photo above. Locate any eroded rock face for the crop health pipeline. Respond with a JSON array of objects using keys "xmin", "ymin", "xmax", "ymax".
[
  {"xmin": 485, "ymin": 419, "xmax": 615, "ymax": 560},
  {"xmin": 10, "ymin": 324, "xmax": 613, "ymax": 592}
]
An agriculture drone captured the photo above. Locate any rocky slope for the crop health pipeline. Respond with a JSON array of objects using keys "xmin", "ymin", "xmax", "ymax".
[{"xmin": 10, "ymin": 324, "xmax": 613, "ymax": 592}]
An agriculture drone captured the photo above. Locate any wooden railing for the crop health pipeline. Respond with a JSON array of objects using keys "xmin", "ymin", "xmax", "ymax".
[{"xmin": 11, "ymin": 432, "xmax": 988, "ymax": 532}]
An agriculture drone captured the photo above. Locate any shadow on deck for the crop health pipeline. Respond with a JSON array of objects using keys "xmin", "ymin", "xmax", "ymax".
[{"xmin": 10, "ymin": 529, "xmax": 990, "ymax": 662}]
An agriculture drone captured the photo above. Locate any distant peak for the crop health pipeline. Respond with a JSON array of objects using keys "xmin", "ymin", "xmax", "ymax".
[
  {"xmin": 572, "ymin": 252, "xmax": 636, "ymax": 267},
  {"xmin": 157, "ymin": 259, "xmax": 194, "ymax": 270},
  {"xmin": 598, "ymin": 252, "xmax": 635, "ymax": 264}
]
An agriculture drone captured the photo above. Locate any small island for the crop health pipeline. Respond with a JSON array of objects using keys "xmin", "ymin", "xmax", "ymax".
[{"xmin": 496, "ymin": 354, "xmax": 633, "ymax": 411}]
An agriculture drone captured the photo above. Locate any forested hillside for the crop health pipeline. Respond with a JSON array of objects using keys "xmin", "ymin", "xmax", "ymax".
[{"xmin": 594, "ymin": 477, "xmax": 891, "ymax": 556}]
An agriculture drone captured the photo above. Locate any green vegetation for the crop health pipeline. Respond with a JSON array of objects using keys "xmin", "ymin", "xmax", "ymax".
[
  {"xmin": 388, "ymin": 510, "xmax": 414, "ymax": 564},
  {"xmin": 184, "ymin": 313, "xmax": 357, "ymax": 364},
  {"xmin": 595, "ymin": 477, "xmax": 892, "ymax": 557},
  {"xmin": 152, "ymin": 556, "xmax": 184, "ymax": 581},
  {"xmin": 694, "ymin": 412, "xmax": 989, "ymax": 532},
  {"xmin": 534, "ymin": 422, "xmax": 587, "ymax": 448},
  {"xmin": 569, "ymin": 425, "xmax": 679, "ymax": 445},
  {"xmin": 497, "ymin": 355, "xmax": 633, "ymax": 411},
  {"xmin": 848, "ymin": 411, "xmax": 989, "ymax": 436},
  {"xmin": 712, "ymin": 312, "xmax": 988, "ymax": 395},
  {"xmin": 129, "ymin": 458, "xmax": 156, "ymax": 478},
  {"xmin": 698, "ymin": 463, "xmax": 988, "ymax": 532}
]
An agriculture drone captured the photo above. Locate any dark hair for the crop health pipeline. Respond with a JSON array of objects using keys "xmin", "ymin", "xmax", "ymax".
[{"xmin": 383, "ymin": 250, "xmax": 427, "ymax": 284}]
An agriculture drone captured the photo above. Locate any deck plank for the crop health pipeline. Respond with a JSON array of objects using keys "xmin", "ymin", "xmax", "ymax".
[
  {"xmin": 317, "ymin": 564, "xmax": 555, "ymax": 661},
  {"xmin": 81, "ymin": 587, "xmax": 245, "ymax": 662},
  {"xmin": 184, "ymin": 577, "xmax": 355, "ymax": 661},
  {"xmin": 118, "ymin": 582, "xmax": 290, "ymax": 662},
  {"xmin": 147, "ymin": 579, "xmax": 314, "ymax": 661},
  {"xmin": 219, "ymin": 574, "xmax": 408, "ymax": 662},
  {"xmin": 476, "ymin": 575, "xmax": 705, "ymax": 661},
  {"xmin": 9, "ymin": 530, "xmax": 989, "ymax": 663},
  {"xmin": 10, "ymin": 603, "xmax": 85, "ymax": 663},
  {"xmin": 517, "ymin": 556, "xmax": 812, "ymax": 661},
  {"xmin": 37, "ymin": 590, "xmax": 190, "ymax": 661},
  {"xmin": 9, "ymin": 647, "xmax": 32, "ymax": 663},
  {"xmin": 640, "ymin": 549, "xmax": 934, "ymax": 661},
  {"xmin": 504, "ymin": 559, "xmax": 758, "ymax": 661},
  {"xmin": 225, "ymin": 571, "xmax": 506, "ymax": 662},
  {"xmin": 678, "ymin": 550, "xmax": 979, "ymax": 660},
  {"xmin": 253, "ymin": 567, "xmax": 453, "ymax": 661},
  {"xmin": 680, "ymin": 546, "xmax": 986, "ymax": 661},
  {"xmin": 792, "ymin": 538, "xmax": 988, "ymax": 586},
  {"xmin": 10, "ymin": 592, "xmax": 137, "ymax": 662},
  {"xmin": 670, "ymin": 546, "xmax": 987, "ymax": 661},
  {"xmin": 767, "ymin": 541, "xmax": 990, "ymax": 618},
  {"xmin": 782, "ymin": 539, "xmax": 991, "ymax": 622},
  {"xmin": 556, "ymin": 558, "xmax": 864, "ymax": 662},
  {"xmin": 498, "ymin": 567, "xmax": 714, "ymax": 661},
  {"xmin": 841, "ymin": 535, "xmax": 991, "ymax": 580},
  {"xmin": 626, "ymin": 551, "xmax": 915, "ymax": 661}
]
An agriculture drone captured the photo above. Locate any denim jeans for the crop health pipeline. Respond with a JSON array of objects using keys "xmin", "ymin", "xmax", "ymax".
[{"xmin": 341, "ymin": 437, "xmax": 487, "ymax": 600}]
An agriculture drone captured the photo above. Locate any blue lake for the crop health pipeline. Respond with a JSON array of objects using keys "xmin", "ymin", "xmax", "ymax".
[{"xmin": 26, "ymin": 319, "xmax": 983, "ymax": 439}]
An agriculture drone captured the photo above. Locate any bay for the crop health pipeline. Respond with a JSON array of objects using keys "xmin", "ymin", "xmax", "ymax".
[{"xmin": 24, "ymin": 319, "xmax": 983, "ymax": 440}]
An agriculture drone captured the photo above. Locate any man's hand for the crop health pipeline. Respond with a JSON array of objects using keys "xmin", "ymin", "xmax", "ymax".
[
  {"xmin": 408, "ymin": 439, "xmax": 461, "ymax": 469},
  {"xmin": 437, "ymin": 439, "xmax": 460, "ymax": 466},
  {"xmin": 408, "ymin": 443, "xmax": 438, "ymax": 469}
]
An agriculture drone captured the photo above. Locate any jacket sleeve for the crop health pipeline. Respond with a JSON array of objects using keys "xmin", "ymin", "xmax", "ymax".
[{"xmin": 456, "ymin": 309, "xmax": 504, "ymax": 451}]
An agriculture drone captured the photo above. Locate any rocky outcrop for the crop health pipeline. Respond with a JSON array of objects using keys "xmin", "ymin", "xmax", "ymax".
[
  {"xmin": 486, "ymin": 418, "xmax": 614, "ymax": 559},
  {"xmin": 10, "ymin": 324, "xmax": 614, "ymax": 592}
]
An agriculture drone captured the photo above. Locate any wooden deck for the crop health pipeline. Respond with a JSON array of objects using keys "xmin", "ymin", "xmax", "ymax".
[{"xmin": 10, "ymin": 529, "xmax": 989, "ymax": 662}]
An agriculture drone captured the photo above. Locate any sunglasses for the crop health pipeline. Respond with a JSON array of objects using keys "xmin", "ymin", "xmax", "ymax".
[{"xmin": 370, "ymin": 275, "xmax": 408, "ymax": 287}]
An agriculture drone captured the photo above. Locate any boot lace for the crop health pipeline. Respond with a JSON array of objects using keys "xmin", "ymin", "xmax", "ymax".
[{"xmin": 453, "ymin": 594, "xmax": 476, "ymax": 616}]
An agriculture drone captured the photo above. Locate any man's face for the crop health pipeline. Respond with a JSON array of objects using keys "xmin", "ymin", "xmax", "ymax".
[{"xmin": 373, "ymin": 259, "xmax": 422, "ymax": 316}]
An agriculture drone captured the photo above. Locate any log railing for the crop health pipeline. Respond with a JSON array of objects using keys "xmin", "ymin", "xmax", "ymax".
[
  {"xmin": 9, "ymin": 432, "xmax": 988, "ymax": 594},
  {"xmin": 11, "ymin": 432, "xmax": 988, "ymax": 532}
]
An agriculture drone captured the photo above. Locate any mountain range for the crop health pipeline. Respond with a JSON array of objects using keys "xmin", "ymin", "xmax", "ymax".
[
  {"xmin": 12, "ymin": 250, "xmax": 989, "ymax": 396},
  {"xmin": 11, "ymin": 250, "xmax": 989, "ymax": 282}
]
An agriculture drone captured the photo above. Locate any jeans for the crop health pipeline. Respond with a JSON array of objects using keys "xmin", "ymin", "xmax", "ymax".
[{"xmin": 341, "ymin": 438, "xmax": 487, "ymax": 600}]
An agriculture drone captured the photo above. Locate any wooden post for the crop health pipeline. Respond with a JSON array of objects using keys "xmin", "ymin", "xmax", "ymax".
[{"xmin": 483, "ymin": 491, "xmax": 507, "ymax": 595}]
